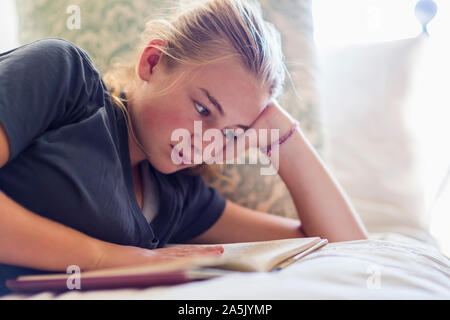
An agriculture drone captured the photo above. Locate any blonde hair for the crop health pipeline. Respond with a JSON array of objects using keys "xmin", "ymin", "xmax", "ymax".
[{"xmin": 104, "ymin": 0, "xmax": 286, "ymax": 183}]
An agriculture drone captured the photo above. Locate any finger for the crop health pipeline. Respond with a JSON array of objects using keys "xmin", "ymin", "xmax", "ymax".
[
  {"xmin": 166, "ymin": 251, "xmax": 222, "ymax": 259},
  {"xmin": 180, "ymin": 245, "xmax": 224, "ymax": 254},
  {"xmin": 204, "ymin": 245, "xmax": 224, "ymax": 254},
  {"xmin": 162, "ymin": 245, "xmax": 224, "ymax": 254},
  {"xmin": 177, "ymin": 245, "xmax": 222, "ymax": 251}
]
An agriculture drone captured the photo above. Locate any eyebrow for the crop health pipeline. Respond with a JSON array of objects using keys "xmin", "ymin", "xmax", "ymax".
[{"xmin": 198, "ymin": 87, "xmax": 251, "ymax": 130}]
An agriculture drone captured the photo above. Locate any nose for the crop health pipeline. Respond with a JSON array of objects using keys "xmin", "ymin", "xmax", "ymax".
[
  {"xmin": 193, "ymin": 143, "xmax": 203, "ymax": 158},
  {"xmin": 189, "ymin": 131, "xmax": 215, "ymax": 163}
]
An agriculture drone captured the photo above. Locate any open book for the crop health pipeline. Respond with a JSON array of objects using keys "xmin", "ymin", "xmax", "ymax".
[{"xmin": 6, "ymin": 237, "xmax": 327, "ymax": 293}]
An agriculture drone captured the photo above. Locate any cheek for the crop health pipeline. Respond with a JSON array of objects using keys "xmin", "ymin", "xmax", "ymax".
[{"xmin": 139, "ymin": 103, "xmax": 192, "ymax": 141}]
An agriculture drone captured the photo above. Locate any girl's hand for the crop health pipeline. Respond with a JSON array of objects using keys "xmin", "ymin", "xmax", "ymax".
[
  {"xmin": 250, "ymin": 99, "xmax": 299, "ymax": 150},
  {"xmin": 215, "ymin": 100, "xmax": 298, "ymax": 162},
  {"xmin": 90, "ymin": 241, "xmax": 224, "ymax": 271}
]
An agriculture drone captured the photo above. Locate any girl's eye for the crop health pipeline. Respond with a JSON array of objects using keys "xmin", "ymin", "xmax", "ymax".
[
  {"xmin": 194, "ymin": 101, "xmax": 210, "ymax": 117},
  {"xmin": 222, "ymin": 128, "xmax": 238, "ymax": 140}
]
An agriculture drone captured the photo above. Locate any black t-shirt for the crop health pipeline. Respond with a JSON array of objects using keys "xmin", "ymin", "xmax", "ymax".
[{"xmin": 0, "ymin": 38, "xmax": 226, "ymax": 295}]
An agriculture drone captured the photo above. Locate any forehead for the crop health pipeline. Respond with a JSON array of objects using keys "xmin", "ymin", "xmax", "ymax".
[{"xmin": 185, "ymin": 59, "xmax": 270, "ymax": 121}]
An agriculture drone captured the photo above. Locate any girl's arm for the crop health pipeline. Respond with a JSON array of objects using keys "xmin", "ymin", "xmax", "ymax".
[
  {"xmin": 253, "ymin": 100, "xmax": 368, "ymax": 242},
  {"xmin": 0, "ymin": 188, "xmax": 102, "ymax": 271},
  {"xmin": 0, "ymin": 187, "xmax": 223, "ymax": 272},
  {"xmin": 187, "ymin": 199, "xmax": 305, "ymax": 244},
  {"xmin": 272, "ymin": 114, "xmax": 369, "ymax": 242}
]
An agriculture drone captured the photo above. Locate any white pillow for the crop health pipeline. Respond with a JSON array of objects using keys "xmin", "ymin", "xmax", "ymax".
[{"xmin": 317, "ymin": 36, "xmax": 437, "ymax": 245}]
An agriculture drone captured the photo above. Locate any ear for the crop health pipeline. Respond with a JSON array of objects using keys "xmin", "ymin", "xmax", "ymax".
[{"xmin": 137, "ymin": 39, "xmax": 167, "ymax": 82}]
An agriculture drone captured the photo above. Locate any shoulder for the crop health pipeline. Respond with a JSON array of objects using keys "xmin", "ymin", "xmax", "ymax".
[
  {"xmin": 2, "ymin": 38, "xmax": 100, "ymax": 77},
  {"xmin": 19, "ymin": 38, "xmax": 83, "ymax": 53}
]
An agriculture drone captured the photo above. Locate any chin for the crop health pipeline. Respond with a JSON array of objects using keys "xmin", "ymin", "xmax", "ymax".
[
  {"xmin": 148, "ymin": 159, "xmax": 189, "ymax": 175},
  {"xmin": 146, "ymin": 144, "xmax": 199, "ymax": 174}
]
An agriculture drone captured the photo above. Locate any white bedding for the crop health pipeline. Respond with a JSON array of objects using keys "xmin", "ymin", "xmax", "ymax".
[{"xmin": 2, "ymin": 232, "xmax": 449, "ymax": 300}]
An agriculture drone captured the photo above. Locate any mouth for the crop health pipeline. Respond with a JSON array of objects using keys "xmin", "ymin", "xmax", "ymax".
[{"xmin": 170, "ymin": 144, "xmax": 190, "ymax": 165}]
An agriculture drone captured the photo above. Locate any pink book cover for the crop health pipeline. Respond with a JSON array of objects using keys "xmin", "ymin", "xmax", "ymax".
[
  {"xmin": 6, "ymin": 270, "xmax": 203, "ymax": 293},
  {"xmin": 5, "ymin": 257, "xmax": 225, "ymax": 293}
]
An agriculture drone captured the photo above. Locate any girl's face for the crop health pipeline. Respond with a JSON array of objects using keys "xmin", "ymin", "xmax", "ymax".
[{"xmin": 127, "ymin": 45, "xmax": 271, "ymax": 174}]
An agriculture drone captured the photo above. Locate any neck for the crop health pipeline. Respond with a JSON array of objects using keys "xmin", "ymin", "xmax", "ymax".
[
  {"xmin": 128, "ymin": 135, "xmax": 142, "ymax": 168},
  {"xmin": 127, "ymin": 121, "xmax": 148, "ymax": 168},
  {"xmin": 123, "ymin": 89, "xmax": 147, "ymax": 168}
]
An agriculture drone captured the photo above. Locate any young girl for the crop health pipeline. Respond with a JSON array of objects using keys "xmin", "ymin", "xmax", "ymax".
[{"xmin": 0, "ymin": 0, "xmax": 367, "ymax": 294}]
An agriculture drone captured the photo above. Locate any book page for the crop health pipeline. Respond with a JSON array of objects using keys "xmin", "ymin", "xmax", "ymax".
[{"xmin": 211, "ymin": 237, "xmax": 322, "ymax": 272}]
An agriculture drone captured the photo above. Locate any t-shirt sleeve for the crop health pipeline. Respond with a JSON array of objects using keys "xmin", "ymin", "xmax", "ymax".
[
  {"xmin": 170, "ymin": 174, "xmax": 227, "ymax": 243},
  {"xmin": 0, "ymin": 38, "xmax": 102, "ymax": 163}
]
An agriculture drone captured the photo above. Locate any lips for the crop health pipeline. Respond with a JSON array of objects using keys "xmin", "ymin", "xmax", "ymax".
[{"xmin": 170, "ymin": 144, "xmax": 190, "ymax": 164}]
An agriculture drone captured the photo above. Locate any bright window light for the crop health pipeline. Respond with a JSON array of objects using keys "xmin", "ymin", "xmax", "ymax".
[
  {"xmin": 313, "ymin": 0, "xmax": 450, "ymax": 256},
  {"xmin": 313, "ymin": 0, "xmax": 422, "ymax": 48}
]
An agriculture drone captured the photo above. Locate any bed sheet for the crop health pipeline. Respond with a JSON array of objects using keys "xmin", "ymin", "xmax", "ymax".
[{"xmin": 2, "ymin": 233, "xmax": 449, "ymax": 300}]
